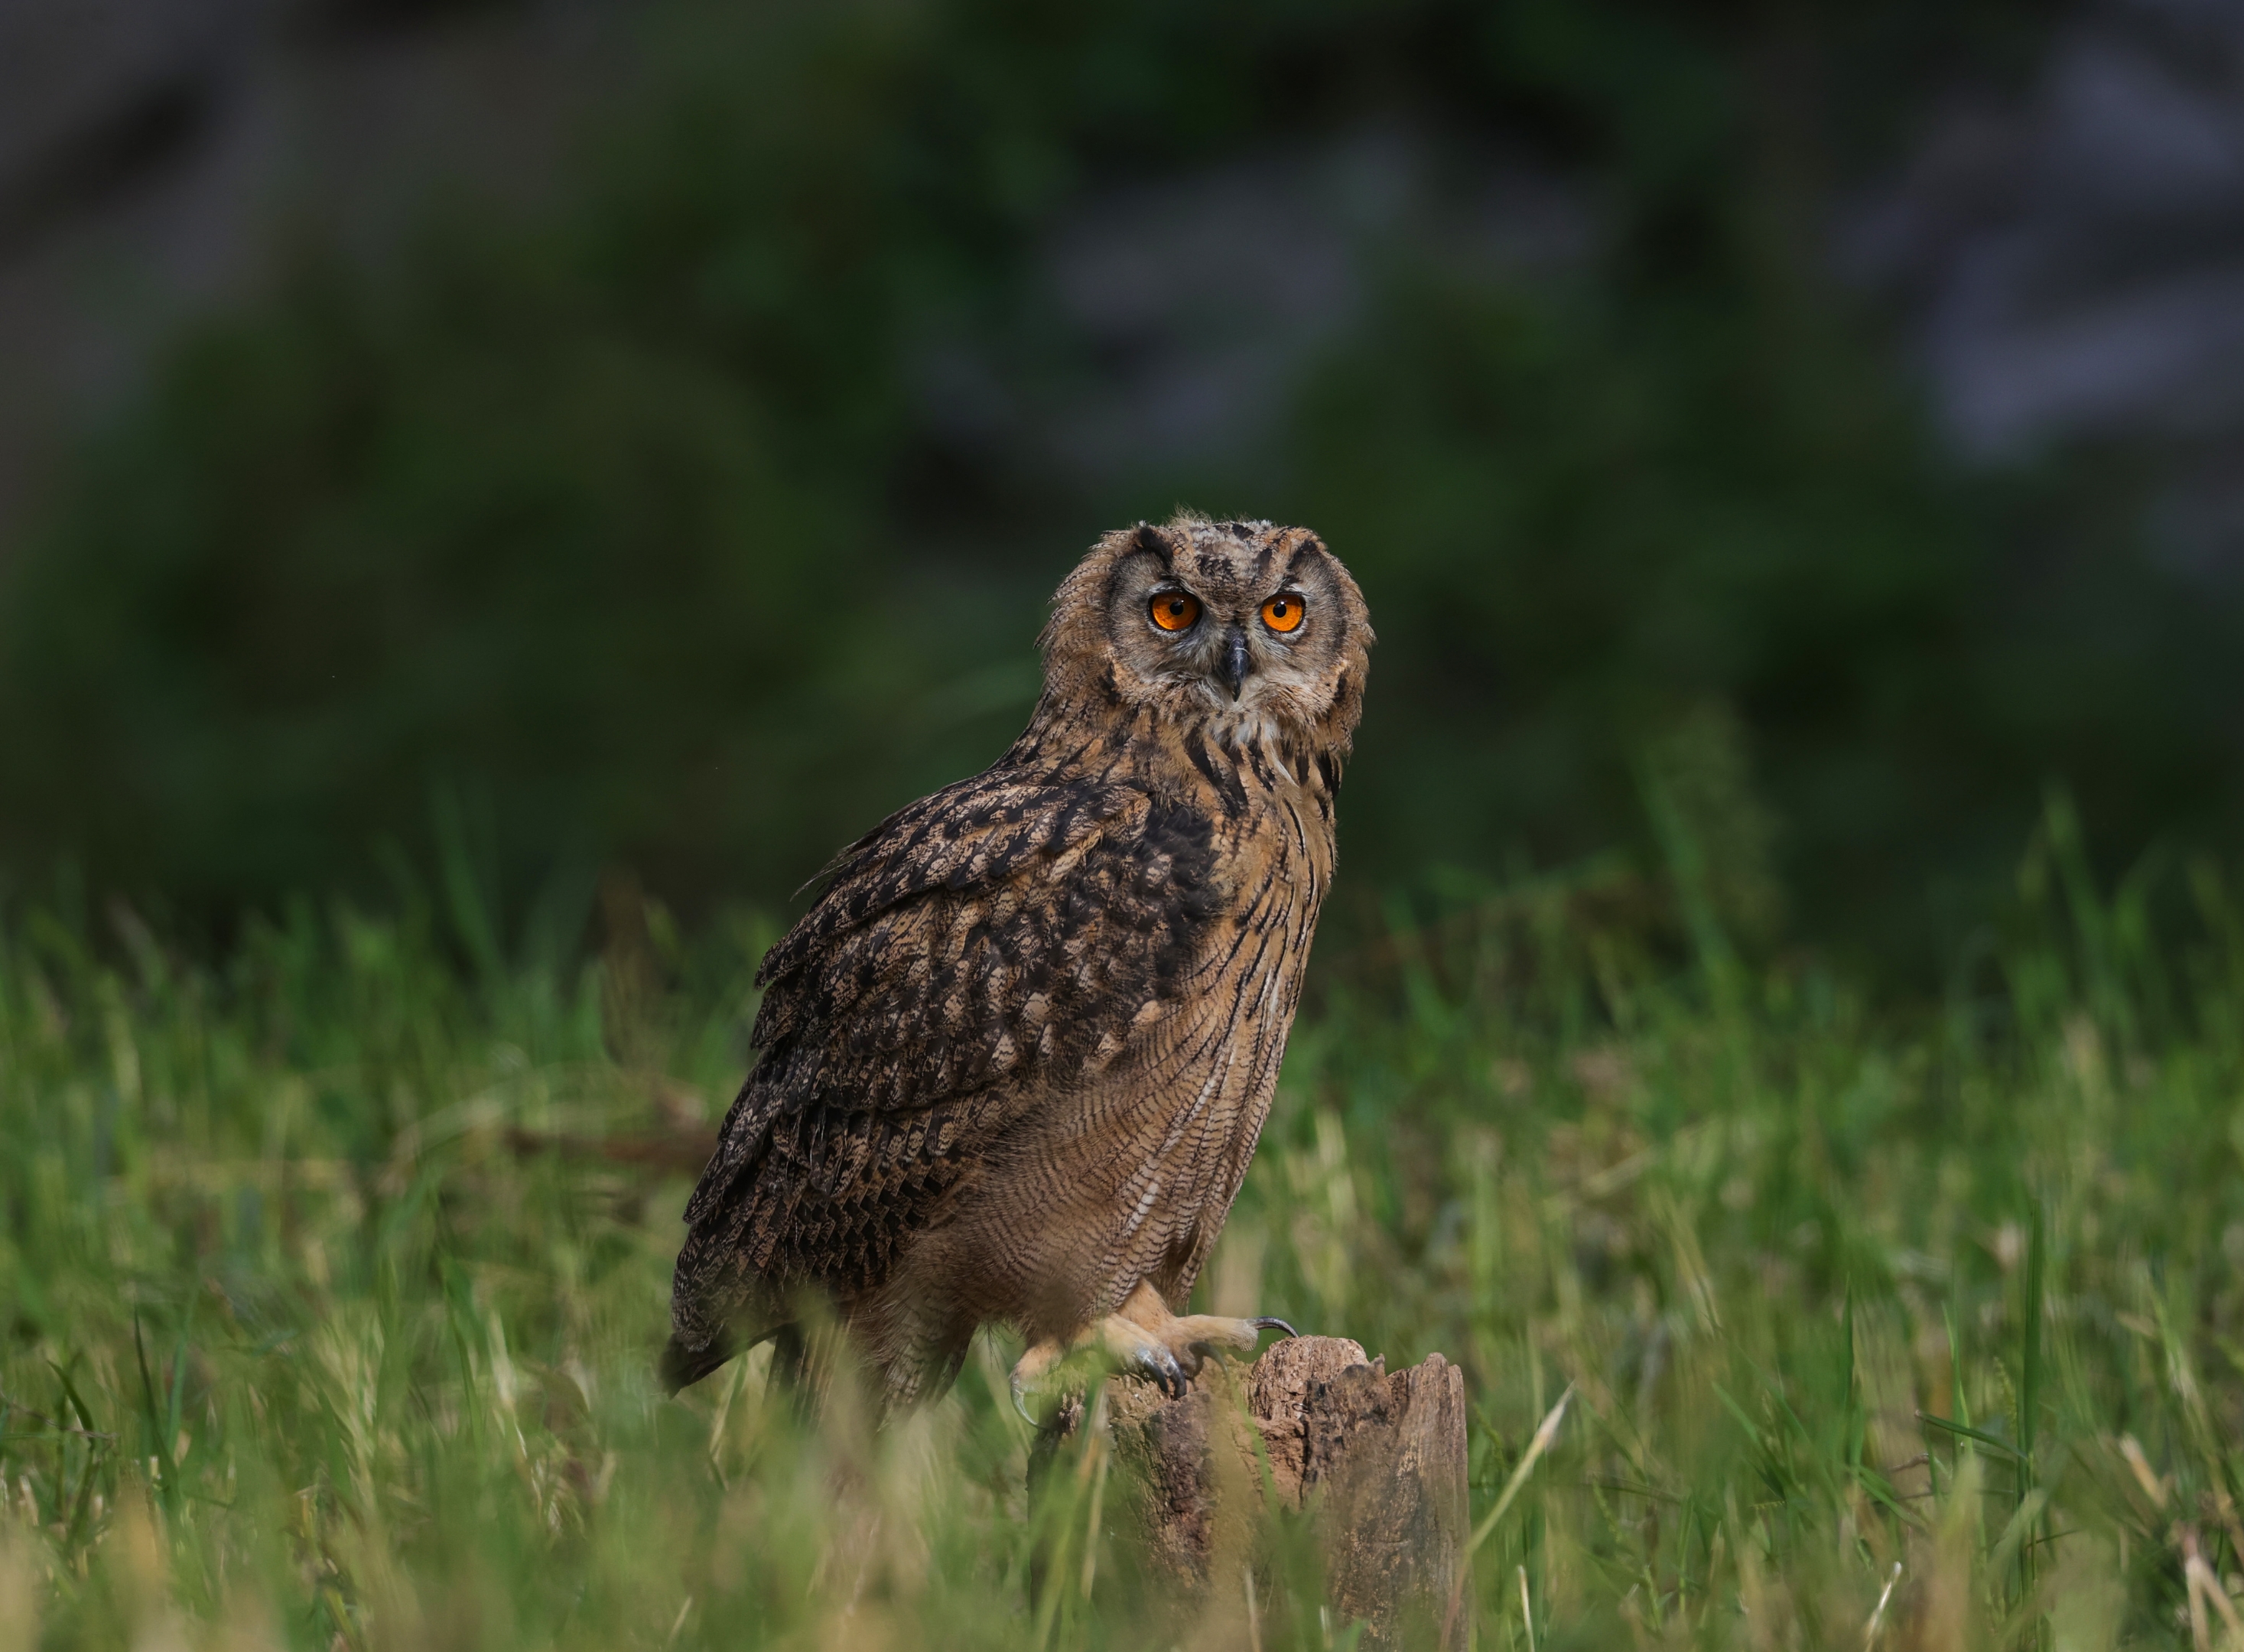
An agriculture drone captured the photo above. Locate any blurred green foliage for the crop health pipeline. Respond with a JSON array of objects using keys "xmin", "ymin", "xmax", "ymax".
[{"xmin": 3, "ymin": 0, "xmax": 2233, "ymax": 979}]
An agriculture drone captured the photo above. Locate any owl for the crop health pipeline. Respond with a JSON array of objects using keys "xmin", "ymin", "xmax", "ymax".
[{"xmin": 663, "ymin": 515, "xmax": 1371, "ymax": 1413}]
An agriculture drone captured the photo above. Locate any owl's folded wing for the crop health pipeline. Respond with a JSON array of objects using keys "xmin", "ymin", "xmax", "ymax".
[{"xmin": 676, "ymin": 766, "xmax": 1221, "ymax": 1285}]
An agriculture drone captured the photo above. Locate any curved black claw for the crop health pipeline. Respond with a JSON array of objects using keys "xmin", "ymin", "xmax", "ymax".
[
  {"xmin": 1250, "ymin": 1316, "xmax": 1300, "ymax": 1340},
  {"xmin": 1137, "ymin": 1345, "xmax": 1188, "ymax": 1399}
]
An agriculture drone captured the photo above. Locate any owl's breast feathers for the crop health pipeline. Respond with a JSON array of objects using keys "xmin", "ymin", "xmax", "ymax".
[{"xmin": 671, "ymin": 720, "xmax": 1338, "ymax": 1348}]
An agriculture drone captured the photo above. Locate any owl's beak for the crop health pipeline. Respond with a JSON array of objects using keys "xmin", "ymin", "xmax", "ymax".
[{"xmin": 1217, "ymin": 626, "xmax": 1252, "ymax": 698}]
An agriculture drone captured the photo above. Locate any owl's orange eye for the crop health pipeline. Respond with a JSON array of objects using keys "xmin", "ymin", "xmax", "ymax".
[
  {"xmin": 1149, "ymin": 591, "xmax": 1202, "ymax": 632},
  {"xmin": 1260, "ymin": 593, "xmax": 1306, "ymax": 633}
]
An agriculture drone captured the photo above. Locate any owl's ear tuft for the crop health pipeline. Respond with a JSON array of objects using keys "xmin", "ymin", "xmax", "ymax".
[{"xmin": 1128, "ymin": 524, "xmax": 1172, "ymax": 564}]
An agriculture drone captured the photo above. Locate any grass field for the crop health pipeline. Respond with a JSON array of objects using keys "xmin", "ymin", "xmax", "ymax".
[{"xmin": 8, "ymin": 808, "xmax": 2244, "ymax": 1649}]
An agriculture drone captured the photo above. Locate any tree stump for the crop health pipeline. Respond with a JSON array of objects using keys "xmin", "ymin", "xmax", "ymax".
[{"xmin": 1093, "ymin": 1336, "xmax": 1472, "ymax": 1648}]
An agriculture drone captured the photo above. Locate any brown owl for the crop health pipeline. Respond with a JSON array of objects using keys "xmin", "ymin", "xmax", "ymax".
[{"xmin": 663, "ymin": 514, "xmax": 1371, "ymax": 1413}]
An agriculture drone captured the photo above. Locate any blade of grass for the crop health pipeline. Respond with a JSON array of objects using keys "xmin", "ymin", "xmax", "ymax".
[
  {"xmin": 132, "ymin": 1313, "xmax": 177, "ymax": 1512},
  {"xmin": 1916, "ymin": 1412, "xmax": 2026, "ymax": 1462},
  {"xmin": 2020, "ymin": 1195, "xmax": 2047, "ymax": 1613},
  {"xmin": 1444, "ymin": 1385, "xmax": 1573, "ymax": 1646},
  {"xmin": 1466, "ymin": 1386, "xmax": 1576, "ymax": 1559}
]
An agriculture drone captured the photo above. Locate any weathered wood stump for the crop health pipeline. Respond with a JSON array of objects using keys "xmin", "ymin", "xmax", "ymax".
[{"xmin": 1085, "ymin": 1336, "xmax": 1472, "ymax": 1647}]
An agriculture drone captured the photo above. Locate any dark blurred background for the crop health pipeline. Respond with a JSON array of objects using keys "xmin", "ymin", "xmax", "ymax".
[{"xmin": 3, "ymin": 0, "xmax": 2242, "ymax": 980}]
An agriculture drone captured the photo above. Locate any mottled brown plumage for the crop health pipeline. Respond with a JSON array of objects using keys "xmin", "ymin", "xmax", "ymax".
[{"xmin": 664, "ymin": 515, "xmax": 1371, "ymax": 1409}]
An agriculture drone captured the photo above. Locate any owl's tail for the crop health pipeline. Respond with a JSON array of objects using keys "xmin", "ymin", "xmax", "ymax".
[
  {"xmin": 659, "ymin": 1321, "xmax": 794, "ymax": 1395},
  {"xmin": 658, "ymin": 1332, "xmax": 733, "ymax": 1394}
]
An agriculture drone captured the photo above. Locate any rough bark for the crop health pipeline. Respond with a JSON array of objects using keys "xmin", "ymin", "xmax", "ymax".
[{"xmin": 1094, "ymin": 1335, "xmax": 1472, "ymax": 1649}]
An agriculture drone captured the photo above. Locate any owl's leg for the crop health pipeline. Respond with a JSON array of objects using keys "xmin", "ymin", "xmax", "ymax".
[{"xmin": 1009, "ymin": 1281, "xmax": 1294, "ymax": 1419}]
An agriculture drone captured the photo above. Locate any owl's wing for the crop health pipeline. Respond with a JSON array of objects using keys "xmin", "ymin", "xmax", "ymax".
[{"xmin": 672, "ymin": 767, "xmax": 1220, "ymax": 1324}]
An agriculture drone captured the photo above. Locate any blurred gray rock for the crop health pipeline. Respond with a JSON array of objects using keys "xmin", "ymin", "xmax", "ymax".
[
  {"xmin": 922, "ymin": 126, "xmax": 1596, "ymax": 486},
  {"xmin": 1846, "ymin": 0, "xmax": 2244, "ymax": 571},
  {"xmin": 0, "ymin": 0, "xmax": 245, "ymax": 249},
  {"xmin": 0, "ymin": 0, "xmax": 624, "ymax": 551}
]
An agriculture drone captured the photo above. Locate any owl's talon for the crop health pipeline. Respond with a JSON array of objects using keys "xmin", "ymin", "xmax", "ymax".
[
  {"xmin": 1010, "ymin": 1338, "xmax": 1071, "ymax": 1426},
  {"xmin": 1057, "ymin": 1285, "xmax": 1308, "ymax": 1404}
]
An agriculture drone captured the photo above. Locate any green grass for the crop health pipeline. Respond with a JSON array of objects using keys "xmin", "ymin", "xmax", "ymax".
[{"xmin": 8, "ymin": 810, "xmax": 2244, "ymax": 1649}]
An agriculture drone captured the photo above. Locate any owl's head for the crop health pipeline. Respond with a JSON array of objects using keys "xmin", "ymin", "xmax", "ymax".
[{"xmin": 1040, "ymin": 515, "xmax": 1372, "ymax": 752}]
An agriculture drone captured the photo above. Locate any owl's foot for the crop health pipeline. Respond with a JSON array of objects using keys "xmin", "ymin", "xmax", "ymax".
[{"xmin": 1009, "ymin": 1282, "xmax": 1297, "ymax": 1420}]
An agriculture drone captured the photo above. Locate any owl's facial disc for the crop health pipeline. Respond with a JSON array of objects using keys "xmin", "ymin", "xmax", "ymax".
[
  {"xmin": 1100, "ymin": 528, "xmax": 1354, "ymax": 729},
  {"xmin": 1042, "ymin": 517, "xmax": 1367, "ymax": 756},
  {"xmin": 1129, "ymin": 571, "xmax": 1262, "ymax": 704}
]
